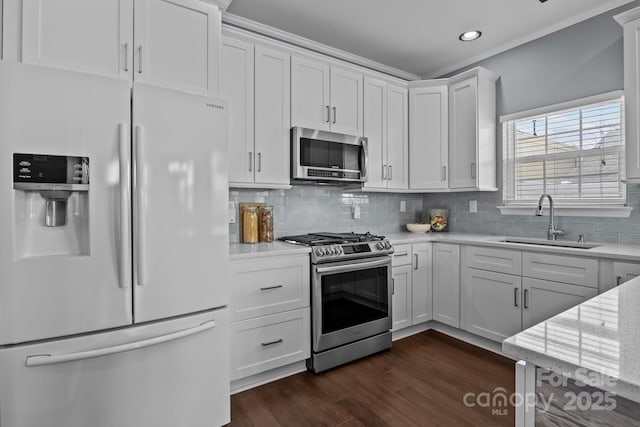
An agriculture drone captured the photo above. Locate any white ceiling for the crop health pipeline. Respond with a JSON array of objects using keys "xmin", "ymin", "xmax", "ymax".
[{"xmin": 225, "ymin": 0, "xmax": 637, "ymax": 79}]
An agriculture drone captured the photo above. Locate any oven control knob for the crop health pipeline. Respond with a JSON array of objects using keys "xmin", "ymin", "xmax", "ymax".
[
  {"xmin": 334, "ymin": 246, "xmax": 342, "ymax": 254},
  {"xmin": 376, "ymin": 242, "xmax": 385, "ymax": 250},
  {"xmin": 325, "ymin": 247, "xmax": 334, "ymax": 255},
  {"xmin": 315, "ymin": 247, "xmax": 325, "ymax": 256}
]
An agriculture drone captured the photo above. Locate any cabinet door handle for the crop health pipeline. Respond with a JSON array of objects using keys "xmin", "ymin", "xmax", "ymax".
[
  {"xmin": 514, "ymin": 288, "xmax": 519, "ymax": 307},
  {"xmin": 137, "ymin": 46, "xmax": 143, "ymax": 74},
  {"xmin": 257, "ymin": 152, "xmax": 262, "ymax": 172},
  {"xmin": 332, "ymin": 107, "xmax": 337, "ymax": 124},
  {"xmin": 388, "ymin": 165, "xmax": 393, "ymax": 181},
  {"xmin": 442, "ymin": 166, "xmax": 447, "ymax": 181},
  {"xmin": 260, "ymin": 285, "xmax": 282, "ymax": 291},
  {"xmin": 326, "ymin": 105, "xmax": 331, "ymax": 123},
  {"xmin": 248, "ymin": 152, "xmax": 253, "ymax": 172},
  {"xmin": 414, "ymin": 254, "xmax": 418, "ymax": 270},
  {"xmin": 616, "ymin": 276, "xmax": 622, "ymax": 286},
  {"xmin": 524, "ymin": 289, "xmax": 529, "ymax": 309},
  {"xmin": 123, "ymin": 43, "xmax": 130, "ymax": 72},
  {"xmin": 382, "ymin": 165, "xmax": 387, "ymax": 180},
  {"xmin": 261, "ymin": 338, "xmax": 283, "ymax": 347},
  {"xmin": 471, "ymin": 162, "xmax": 476, "ymax": 179}
]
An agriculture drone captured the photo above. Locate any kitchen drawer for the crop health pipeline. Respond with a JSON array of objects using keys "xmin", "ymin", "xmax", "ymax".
[
  {"xmin": 522, "ymin": 252, "xmax": 598, "ymax": 288},
  {"xmin": 230, "ymin": 255, "xmax": 310, "ymax": 321},
  {"xmin": 392, "ymin": 244, "xmax": 413, "ymax": 267},
  {"xmin": 230, "ymin": 308, "xmax": 311, "ymax": 381},
  {"xmin": 463, "ymin": 246, "xmax": 522, "ymax": 275}
]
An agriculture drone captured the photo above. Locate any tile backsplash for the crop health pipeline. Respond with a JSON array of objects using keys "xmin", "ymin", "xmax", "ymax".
[
  {"xmin": 423, "ymin": 185, "xmax": 640, "ymax": 245},
  {"xmin": 229, "ymin": 185, "xmax": 424, "ymax": 243},
  {"xmin": 230, "ymin": 184, "xmax": 640, "ymax": 245}
]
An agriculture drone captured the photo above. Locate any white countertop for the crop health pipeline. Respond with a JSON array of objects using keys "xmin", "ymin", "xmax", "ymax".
[
  {"xmin": 385, "ymin": 232, "xmax": 640, "ymax": 261},
  {"xmin": 503, "ymin": 275, "xmax": 640, "ymax": 402},
  {"xmin": 229, "ymin": 241, "xmax": 311, "ymax": 260}
]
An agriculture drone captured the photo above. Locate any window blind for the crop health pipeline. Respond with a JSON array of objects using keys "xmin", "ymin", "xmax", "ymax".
[{"xmin": 502, "ymin": 96, "xmax": 625, "ymax": 206}]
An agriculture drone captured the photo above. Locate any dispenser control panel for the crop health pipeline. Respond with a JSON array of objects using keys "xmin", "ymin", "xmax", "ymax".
[{"xmin": 13, "ymin": 153, "xmax": 89, "ymax": 191}]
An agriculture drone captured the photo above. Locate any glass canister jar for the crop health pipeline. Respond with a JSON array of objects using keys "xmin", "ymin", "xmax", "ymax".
[
  {"xmin": 258, "ymin": 206, "xmax": 274, "ymax": 242},
  {"xmin": 242, "ymin": 206, "xmax": 259, "ymax": 244}
]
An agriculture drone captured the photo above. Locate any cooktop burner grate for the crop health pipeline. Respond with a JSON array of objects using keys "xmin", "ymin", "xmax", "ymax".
[{"xmin": 279, "ymin": 231, "xmax": 386, "ymax": 246}]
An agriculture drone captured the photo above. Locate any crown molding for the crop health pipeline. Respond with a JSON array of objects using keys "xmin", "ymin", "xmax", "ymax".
[
  {"xmin": 614, "ymin": 5, "xmax": 640, "ymax": 25},
  {"xmin": 222, "ymin": 12, "xmax": 420, "ymax": 81},
  {"xmin": 202, "ymin": 0, "xmax": 232, "ymax": 11},
  {"xmin": 423, "ymin": 0, "xmax": 637, "ymax": 78}
]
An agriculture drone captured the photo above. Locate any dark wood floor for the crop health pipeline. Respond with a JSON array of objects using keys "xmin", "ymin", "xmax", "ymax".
[{"xmin": 228, "ymin": 330, "xmax": 515, "ymax": 427}]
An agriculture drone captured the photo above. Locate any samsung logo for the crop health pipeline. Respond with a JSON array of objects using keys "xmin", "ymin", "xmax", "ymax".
[{"xmin": 206, "ymin": 103, "xmax": 224, "ymax": 110}]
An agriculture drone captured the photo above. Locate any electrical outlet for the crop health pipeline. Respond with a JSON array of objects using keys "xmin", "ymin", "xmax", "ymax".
[
  {"xmin": 469, "ymin": 200, "xmax": 478, "ymax": 213},
  {"xmin": 400, "ymin": 200, "xmax": 406, "ymax": 212},
  {"xmin": 352, "ymin": 204, "xmax": 361, "ymax": 219}
]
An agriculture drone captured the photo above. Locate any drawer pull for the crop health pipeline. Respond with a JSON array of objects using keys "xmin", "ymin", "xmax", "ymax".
[
  {"xmin": 260, "ymin": 285, "xmax": 283, "ymax": 291},
  {"xmin": 261, "ymin": 338, "xmax": 284, "ymax": 347},
  {"xmin": 394, "ymin": 252, "xmax": 409, "ymax": 257}
]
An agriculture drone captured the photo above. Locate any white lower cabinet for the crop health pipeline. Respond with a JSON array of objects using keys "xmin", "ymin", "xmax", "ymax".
[
  {"xmin": 461, "ymin": 268, "xmax": 522, "ymax": 342},
  {"xmin": 613, "ymin": 261, "xmax": 640, "ymax": 286},
  {"xmin": 432, "ymin": 243, "xmax": 460, "ymax": 328},
  {"xmin": 521, "ymin": 278, "xmax": 597, "ymax": 329},
  {"xmin": 229, "ymin": 254, "xmax": 310, "ymax": 381},
  {"xmin": 461, "ymin": 246, "xmax": 600, "ymax": 342},
  {"xmin": 230, "ymin": 308, "xmax": 310, "ymax": 381},
  {"xmin": 391, "ymin": 264, "xmax": 412, "ymax": 331},
  {"xmin": 391, "ymin": 242, "xmax": 432, "ymax": 331}
]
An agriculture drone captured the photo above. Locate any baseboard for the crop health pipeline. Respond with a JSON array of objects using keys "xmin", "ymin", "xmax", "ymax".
[
  {"xmin": 231, "ymin": 323, "xmax": 514, "ymax": 393},
  {"xmin": 230, "ymin": 361, "xmax": 307, "ymax": 395}
]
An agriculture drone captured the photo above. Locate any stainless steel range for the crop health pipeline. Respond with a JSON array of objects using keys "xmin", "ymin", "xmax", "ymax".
[{"xmin": 280, "ymin": 232, "xmax": 394, "ymax": 373}]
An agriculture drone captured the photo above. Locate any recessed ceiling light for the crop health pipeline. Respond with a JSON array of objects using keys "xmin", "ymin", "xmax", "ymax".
[{"xmin": 459, "ymin": 30, "xmax": 482, "ymax": 42}]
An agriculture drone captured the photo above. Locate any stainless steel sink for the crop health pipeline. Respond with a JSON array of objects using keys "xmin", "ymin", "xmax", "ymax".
[{"xmin": 499, "ymin": 237, "xmax": 601, "ymax": 249}]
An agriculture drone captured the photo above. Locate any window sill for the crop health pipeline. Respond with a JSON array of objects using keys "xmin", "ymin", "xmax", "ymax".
[{"xmin": 497, "ymin": 205, "xmax": 633, "ymax": 218}]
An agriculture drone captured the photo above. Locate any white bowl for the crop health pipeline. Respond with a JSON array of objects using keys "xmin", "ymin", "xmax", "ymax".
[{"xmin": 406, "ymin": 223, "xmax": 430, "ymax": 233}]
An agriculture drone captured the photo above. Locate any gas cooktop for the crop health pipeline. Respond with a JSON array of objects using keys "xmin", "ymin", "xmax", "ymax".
[
  {"xmin": 279, "ymin": 232, "xmax": 393, "ymax": 263},
  {"xmin": 279, "ymin": 231, "xmax": 385, "ymax": 246}
]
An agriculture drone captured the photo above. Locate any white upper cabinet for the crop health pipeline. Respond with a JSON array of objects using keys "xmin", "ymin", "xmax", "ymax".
[
  {"xmin": 253, "ymin": 44, "xmax": 291, "ymax": 186},
  {"xmin": 448, "ymin": 67, "xmax": 498, "ymax": 191},
  {"xmin": 134, "ymin": 0, "xmax": 220, "ymax": 96},
  {"xmin": 409, "ymin": 82, "xmax": 448, "ymax": 190},
  {"xmin": 19, "ymin": 0, "xmax": 133, "ymax": 78},
  {"xmin": 615, "ymin": 7, "xmax": 640, "ymax": 183},
  {"xmin": 8, "ymin": 0, "xmax": 221, "ymax": 95},
  {"xmin": 291, "ymin": 56, "xmax": 331, "ymax": 130},
  {"xmin": 221, "ymin": 34, "xmax": 291, "ymax": 188},
  {"xmin": 329, "ymin": 66, "xmax": 364, "ymax": 136},
  {"xmin": 386, "ymin": 83, "xmax": 409, "ymax": 190},
  {"xmin": 221, "ymin": 36, "xmax": 254, "ymax": 184},
  {"xmin": 363, "ymin": 76, "xmax": 387, "ymax": 189},
  {"xmin": 363, "ymin": 77, "xmax": 408, "ymax": 191},
  {"xmin": 292, "ymin": 56, "xmax": 363, "ymax": 135}
]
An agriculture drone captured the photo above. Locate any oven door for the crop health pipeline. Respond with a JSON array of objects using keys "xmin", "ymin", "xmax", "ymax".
[{"xmin": 312, "ymin": 256, "xmax": 392, "ymax": 353}]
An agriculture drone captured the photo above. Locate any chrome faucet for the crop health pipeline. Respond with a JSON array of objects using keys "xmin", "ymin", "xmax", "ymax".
[{"xmin": 535, "ymin": 194, "xmax": 564, "ymax": 240}]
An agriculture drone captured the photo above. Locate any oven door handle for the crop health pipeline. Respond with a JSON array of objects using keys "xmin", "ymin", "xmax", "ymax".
[{"xmin": 316, "ymin": 258, "xmax": 390, "ymax": 274}]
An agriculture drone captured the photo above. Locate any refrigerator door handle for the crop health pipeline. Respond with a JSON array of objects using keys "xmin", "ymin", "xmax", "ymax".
[
  {"xmin": 134, "ymin": 125, "xmax": 147, "ymax": 287},
  {"xmin": 118, "ymin": 123, "xmax": 131, "ymax": 289},
  {"xmin": 25, "ymin": 320, "xmax": 217, "ymax": 367}
]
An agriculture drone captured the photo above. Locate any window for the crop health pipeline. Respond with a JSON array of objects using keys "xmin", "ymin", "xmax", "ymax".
[{"xmin": 501, "ymin": 92, "xmax": 626, "ymax": 213}]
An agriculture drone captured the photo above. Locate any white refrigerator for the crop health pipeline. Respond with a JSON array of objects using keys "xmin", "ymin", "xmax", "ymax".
[{"xmin": 0, "ymin": 62, "xmax": 230, "ymax": 427}]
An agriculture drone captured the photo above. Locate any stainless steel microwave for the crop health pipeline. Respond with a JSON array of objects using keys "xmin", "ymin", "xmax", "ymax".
[{"xmin": 291, "ymin": 127, "xmax": 368, "ymax": 184}]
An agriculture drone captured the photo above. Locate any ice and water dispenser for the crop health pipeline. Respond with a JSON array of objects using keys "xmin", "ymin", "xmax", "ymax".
[{"xmin": 13, "ymin": 153, "xmax": 90, "ymax": 257}]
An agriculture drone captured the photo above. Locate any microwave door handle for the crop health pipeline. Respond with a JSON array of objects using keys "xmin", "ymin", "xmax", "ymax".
[{"xmin": 360, "ymin": 139, "xmax": 368, "ymax": 181}]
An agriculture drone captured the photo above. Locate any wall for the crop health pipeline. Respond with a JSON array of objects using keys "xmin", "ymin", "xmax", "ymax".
[
  {"xmin": 425, "ymin": 1, "xmax": 640, "ymax": 245},
  {"xmin": 229, "ymin": 186, "xmax": 423, "ymax": 243}
]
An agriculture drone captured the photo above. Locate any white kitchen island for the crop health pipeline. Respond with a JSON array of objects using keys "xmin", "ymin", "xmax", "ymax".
[{"xmin": 503, "ymin": 275, "xmax": 640, "ymax": 426}]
